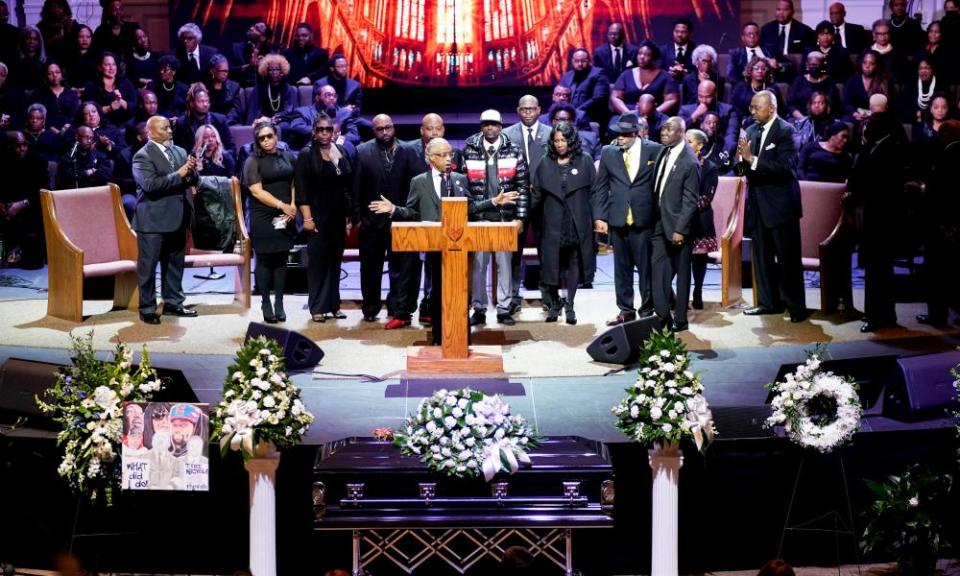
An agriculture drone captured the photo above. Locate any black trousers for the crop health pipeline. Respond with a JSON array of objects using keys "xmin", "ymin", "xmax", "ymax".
[
  {"xmin": 136, "ymin": 228, "xmax": 186, "ymax": 313},
  {"xmin": 610, "ymin": 224, "xmax": 653, "ymax": 315},
  {"xmin": 306, "ymin": 231, "xmax": 344, "ymax": 315},
  {"xmin": 751, "ymin": 218, "xmax": 805, "ymax": 317},
  {"xmin": 359, "ymin": 224, "xmax": 419, "ymax": 318},
  {"xmin": 861, "ymin": 223, "xmax": 896, "ymax": 324},
  {"xmin": 545, "ymin": 245, "xmax": 581, "ymax": 310},
  {"xmin": 652, "ymin": 225, "xmax": 693, "ymax": 325}
]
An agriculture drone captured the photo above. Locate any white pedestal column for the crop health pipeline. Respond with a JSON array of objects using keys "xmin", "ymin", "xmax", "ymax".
[
  {"xmin": 649, "ymin": 440, "xmax": 684, "ymax": 576},
  {"xmin": 245, "ymin": 442, "xmax": 280, "ymax": 576}
]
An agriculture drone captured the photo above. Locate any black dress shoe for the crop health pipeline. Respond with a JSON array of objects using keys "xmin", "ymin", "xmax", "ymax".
[
  {"xmin": 470, "ymin": 310, "xmax": 487, "ymax": 326},
  {"xmin": 545, "ymin": 309, "xmax": 559, "ymax": 322},
  {"xmin": 362, "ymin": 314, "xmax": 377, "ymax": 322},
  {"xmin": 606, "ymin": 313, "xmax": 636, "ymax": 326},
  {"xmin": 916, "ymin": 314, "xmax": 947, "ymax": 327},
  {"xmin": 669, "ymin": 320, "xmax": 689, "ymax": 332},
  {"xmin": 565, "ymin": 309, "xmax": 577, "ymax": 325},
  {"xmin": 163, "ymin": 305, "xmax": 198, "ymax": 317},
  {"xmin": 790, "ymin": 309, "xmax": 813, "ymax": 323},
  {"xmin": 497, "ymin": 314, "xmax": 516, "ymax": 326},
  {"xmin": 692, "ymin": 293, "xmax": 704, "ymax": 310},
  {"xmin": 637, "ymin": 308, "xmax": 656, "ymax": 319},
  {"xmin": 744, "ymin": 307, "xmax": 784, "ymax": 316},
  {"xmin": 139, "ymin": 312, "xmax": 161, "ymax": 324}
]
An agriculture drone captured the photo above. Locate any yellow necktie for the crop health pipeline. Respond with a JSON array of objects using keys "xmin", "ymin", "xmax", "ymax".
[{"xmin": 624, "ymin": 150, "xmax": 634, "ymax": 225}]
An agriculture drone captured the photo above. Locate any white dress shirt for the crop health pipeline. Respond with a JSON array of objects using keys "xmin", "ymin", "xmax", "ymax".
[
  {"xmin": 656, "ymin": 143, "xmax": 685, "ymax": 198},
  {"xmin": 751, "ymin": 115, "xmax": 778, "ymax": 171},
  {"xmin": 779, "ymin": 22, "xmax": 792, "ymax": 54}
]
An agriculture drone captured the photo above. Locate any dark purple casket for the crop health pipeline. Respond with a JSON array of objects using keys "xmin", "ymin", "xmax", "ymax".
[{"xmin": 313, "ymin": 436, "xmax": 613, "ymax": 575}]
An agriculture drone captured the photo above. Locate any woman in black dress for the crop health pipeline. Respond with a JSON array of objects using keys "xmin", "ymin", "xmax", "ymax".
[
  {"xmin": 530, "ymin": 122, "xmax": 597, "ymax": 325},
  {"xmin": 798, "ymin": 121, "xmax": 852, "ymax": 183},
  {"xmin": 146, "ymin": 55, "xmax": 188, "ymax": 119},
  {"xmin": 295, "ymin": 113, "xmax": 352, "ymax": 322},
  {"xmin": 62, "ymin": 24, "xmax": 98, "ymax": 89},
  {"xmin": 30, "ymin": 61, "xmax": 80, "ymax": 131},
  {"xmin": 610, "ymin": 41, "xmax": 680, "ymax": 115},
  {"xmin": 244, "ymin": 120, "xmax": 297, "ymax": 323},
  {"xmin": 684, "ymin": 128, "xmax": 718, "ymax": 309},
  {"xmin": 730, "ymin": 57, "xmax": 785, "ymax": 121}
]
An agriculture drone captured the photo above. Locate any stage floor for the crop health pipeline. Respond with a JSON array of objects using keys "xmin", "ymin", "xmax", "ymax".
[{"xmin": 1, "ymin": 256, "xmax": 957, "ymax": 444}]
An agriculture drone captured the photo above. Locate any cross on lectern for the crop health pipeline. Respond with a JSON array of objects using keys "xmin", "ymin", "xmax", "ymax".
[{"xmin": 392, "ymin": 197, "xmax": 518, "ymax": 373}]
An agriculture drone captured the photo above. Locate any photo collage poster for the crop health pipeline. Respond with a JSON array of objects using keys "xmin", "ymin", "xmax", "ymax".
[{"xmin": 121, "ymin": 402, "xmax": 210, "ymax": 491}]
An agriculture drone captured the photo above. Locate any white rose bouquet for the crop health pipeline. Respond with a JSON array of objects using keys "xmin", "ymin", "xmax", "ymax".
[
  {"xmin": 211, "ymin": 336, "xmax": 315, "ymax": 459},
  {"xmin": 765, "ymin": 345, "xmax": 862, "ymax": 453},
  {"xmin": 36, "ymin": 331, "xmax": 164, "ymax": 503},
  {"xmin": 392, "ymin": 388, "xmax": 539, "ymax": 481},
  {"xmin": 611, "ymin": 328, "xmax": 715, "ymax": 450}
]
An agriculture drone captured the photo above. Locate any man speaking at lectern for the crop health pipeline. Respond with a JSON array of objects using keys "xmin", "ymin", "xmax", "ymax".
[{"xmin": 368, "ymin": 138, "xmax": 518, "ymax": 345}]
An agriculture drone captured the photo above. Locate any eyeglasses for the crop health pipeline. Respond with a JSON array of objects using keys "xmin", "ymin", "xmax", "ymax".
[
  {"xmin": 257, "ymin": 133, "xmax": 276, "ymax": 142},
  {"xmin": 314, "ymin": 126, "xmax": 334, "ymax": 133}
]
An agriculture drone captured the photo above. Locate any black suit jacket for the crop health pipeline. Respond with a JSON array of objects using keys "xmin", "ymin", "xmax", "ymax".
[
  {"xmin": 393, "ymin": 171, "xmax": 494, "ymax": 222},
  {"xmin": 176, "ymin": 45, "xmax": 220, "ymax": 85},
  {"xmin": 727, "ymin": 45, "xmax": 794, "ymax": 84},
  {"xmin": 314, "ymin": 75, "xmax": 363, "ymax": 111},
  {"xmin": 735, "ymin": 116, "xmax": 802, "ymax": 230},
  {"xmin": 593, "ymin": 43, "xmax": 639, "ymax": 83},
  {"xmin": 652, "ymin": 145, "xmax": 700, "ymax": 238},
  {"xmin": 658, "ymin": 42, "xmax": 697, "ymax": 71},
  {"xmin": 132, "ymin": 141, "xmax": 195, "ymax": 233},
  {"xmin": 559, "ymin": 68, "xmax": 610, "ymax": 122},
  {"xmin": 592, "ymin": 140, "xmax": 664, "ymax": 228},
  {"xmin": 679, "ymin": 101, "xmax": 740, "ymax": 156},
  {"xmin": 836, "ymin": 22, "xmax": 868, "ymax": 55},
  {"xmin": 283, "ymin": 45, "xmax": 330, "ymax": 84},
  {"xmin": 352, "ymin": 140, "xmax": 420, "ymax": 228},
  {"xmin": 760, "ymin": 19, "xmax": 815, "ymax": 55},
  {"xmin": 404, "ymin": 139, "xmax": 464, "ymax": 175}
]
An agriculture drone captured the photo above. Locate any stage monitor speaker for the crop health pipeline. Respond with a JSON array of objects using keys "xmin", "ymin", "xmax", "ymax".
[
  {"xmin": 768, "ymin": 355, "xmax": 901, "ymax": 413},
  {"xmin": 0, "ymin": 358, "xmax": 61, "ymax": 426},
  {"xmin": 245, "ymin": 322, "xmax": 324, "ymax": 370},
  {"xmin": 586, "ymin": 316, "xmax": 663, "ymax": 365},
  {"xmin": 882, "ymin": 350, "xmax": 960, "ymax": 421}
]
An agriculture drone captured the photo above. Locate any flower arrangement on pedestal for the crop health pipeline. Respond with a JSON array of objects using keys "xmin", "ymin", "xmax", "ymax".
[
  {"xmin": 611, "ymin": 328, "xmax": 715, "ymax": 450},
  {"xmin": 36, "ymin": 332, "xmax": 164, "ymax": 503},
  {"xmin": 211, "ymin": 336, "xmax": 315, "ymax": 459},
  {"xmin": 392, "ymin": 388, "xmax": 540, "ymax": 481},
  {"xmin": 765, "ymin": 345, "xmax": 862, "ymax": 453}
]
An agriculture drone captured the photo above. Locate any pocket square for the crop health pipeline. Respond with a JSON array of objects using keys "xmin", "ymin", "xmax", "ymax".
[
  {"xmin": 764, "ymin": 143, "xmax": 776, "ymax": 150},
  {"xmin": 647, "ymin": 160, "xmax": 654, "ymax": 165}
]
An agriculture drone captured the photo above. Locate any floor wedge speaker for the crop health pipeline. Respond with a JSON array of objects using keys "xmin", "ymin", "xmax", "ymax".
[
  {"xmin": 586, "ymin": 316, "xmax": 664, "ymax": 365},
  {"xmin": 244, "ymin": 322, "xmax": 324, "ymax": 370},
  {"xmin": 883, "ymin": 350, "xmax": 960, "ymax": 421}
]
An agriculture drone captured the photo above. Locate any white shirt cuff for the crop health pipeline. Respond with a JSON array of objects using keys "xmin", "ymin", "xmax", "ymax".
[{"xmin": 750, "ymin": 157, "xmax": 759, "ymax": 171}]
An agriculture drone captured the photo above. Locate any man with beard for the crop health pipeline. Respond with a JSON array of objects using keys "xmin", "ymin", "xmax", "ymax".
[
  {"xmin": 538, "ymin": 85, "xmax": 593, "ymax": 131},
  {"xmin": 168, "ymin": 403, "xmax": 201, "ymax": 459},
  {"xmin": 314, "ymin": 54, "xmax": 363, "ymax": 116},
  {"xmin": 172, "ymin": 83, "xmax": 233, "ymax": 151},
  {"xmin": 593, "ymin": 23, "xmax": 638, "ymax": 83},
  {"xmin": 121, "ymin": 403, "xmax": 147, "ymax": 452},
  {"xmin": 679, "ymin": 80, "xmax": 739, "ymax": 157},
  {"xmin": 560, "ymin": 48, "xmax": 610, "ymax": 125},
  {"xmin": 283, "ymin": 22, "xmax": 329, "ymax": 86},
  {"xmin": 56, "ymin": 125, "xmax": 114, "ymax": 189},
  {"xmin": 289, "ymin": 84, "xmax": 359, "ymax": 149},
  {"xmin": 352, "ymin": 114, "xmax": 421, "ymax": 327},
  {"xmin": 228, "ymin": 21, "xmax": 273, "ymax": 87}
]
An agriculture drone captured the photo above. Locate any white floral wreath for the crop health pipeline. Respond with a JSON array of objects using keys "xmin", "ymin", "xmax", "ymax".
[{"xmin": 766, "ymin": 353, "xmax": 862, "ymax": 453}]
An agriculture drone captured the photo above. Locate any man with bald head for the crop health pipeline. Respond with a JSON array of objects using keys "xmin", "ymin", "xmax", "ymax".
[
  {"xmin": 678, "ymin": 80, "xmax": 740, "ymax": 156},
  {"xmin": 650, "ymin": 117, "xmax": 699, "ymax": 330},
  {"xmin": 827, "ymin": 2, "xmax": 867, "ymax": 53},
  {"xmin": 504, "ymin": 95, "xmax": 553, "ymax": 312},
  {"xmin": 132, "ymin": 115, "xmax": 200, "ymax": 324},
  {"xmin": 56, "ymin": 125, "xmax": 114, "ymax": 189},
  {"xmin": 734, "ymin": 91, "xmax": 808, "ymax": 322},
  {"xmin": 406, "ymin": 113, "xmax": 463, "ymax": 173},
  {"xmin": 351, "ymin": 113, "xmax": 421, "ymax": 328}
]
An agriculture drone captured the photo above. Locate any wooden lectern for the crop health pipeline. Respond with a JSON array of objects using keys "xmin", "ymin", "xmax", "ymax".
[{"xmin": 391, "ymin": 197, "xmax": 518, "ymax": 374}]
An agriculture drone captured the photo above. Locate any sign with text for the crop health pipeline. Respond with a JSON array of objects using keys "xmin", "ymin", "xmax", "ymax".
[{"xmin": 121, "ymin": 402, "xmax": 210, "ymax": 492}]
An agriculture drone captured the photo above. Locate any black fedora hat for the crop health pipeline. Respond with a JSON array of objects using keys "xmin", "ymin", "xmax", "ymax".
[{"xmin": 608, "ymin": 113, "xmax": 641, "ymax": 134}]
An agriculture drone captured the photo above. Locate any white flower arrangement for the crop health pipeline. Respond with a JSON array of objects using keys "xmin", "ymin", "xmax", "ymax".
[
  {"xmin": 765, "ymin": 346, "xmax": 862, "ymax": 453},
  {"xmin": 392, "ymin": 388, "xmax": 540, "ymax": 481},
  {"xmin": 611, "ymin": 329, "xmax": 715, "ymax": 450},
  {"xmin": 211, "ymin": 336, "xmax": 315, "ymax": 459},
  {"xmin": 36, "ymin": 332, "xmax": 164, "ymax": 503}
]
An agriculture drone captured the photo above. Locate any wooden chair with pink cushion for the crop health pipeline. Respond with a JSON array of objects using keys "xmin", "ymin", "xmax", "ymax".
[
  {"xmin": 708, "ymin": 176, "xmax": 746, "ymax": 307},
  {"xmin": 798, "ymin": 180, "xmax": 851, "ymax": 313},
  {"xmin": 40, "ymin": 183, "xmax": 139, "ymax": 322},
  {"xmin": 749, "ymin": 180, "xmax": 851, "ymax": 312},
  {"xmin": 183, "ymin": 176, "xmax": 251, "ymax": 308}
]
